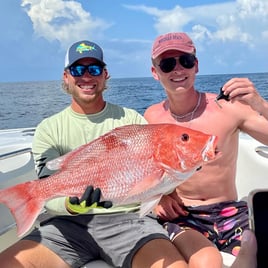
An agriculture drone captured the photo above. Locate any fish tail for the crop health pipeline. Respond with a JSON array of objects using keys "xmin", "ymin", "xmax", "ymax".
[{"xmin": 0, "ymin": 181, "xmax": 44, "ymax": 237}]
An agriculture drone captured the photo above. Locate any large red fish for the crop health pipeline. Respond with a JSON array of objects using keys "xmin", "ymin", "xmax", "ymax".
[{"xmin": 0, "ymin": 124, "xmax": 218, "ymax": 237}]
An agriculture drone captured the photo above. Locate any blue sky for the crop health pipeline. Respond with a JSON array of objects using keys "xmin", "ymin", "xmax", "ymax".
[{"xmin": 1, "ymin": 0, "xmax": 268, "ymax": 82}]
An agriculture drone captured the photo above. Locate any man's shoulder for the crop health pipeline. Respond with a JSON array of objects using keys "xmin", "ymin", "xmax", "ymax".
[
  {"xmin": 106, "ymin": 102, "xmax": 143, "ymax": 117},
  {"xmin": 146, "ymin": 101, "xmax": 164, "ymax": 110},
  {"xmin": 144, "ymin": 101, "xmax": 165, "ymax": 119},
  {"xmin": 36, "ymin": 107, "xmax": 70, "ymax": 128},
  {"xmin": 107, "ymin": 102, "xmax": 136, "ymax": 112},
  {"xmin": 106, "ymin": 102, "xmax": 147, "ymax": 124}
]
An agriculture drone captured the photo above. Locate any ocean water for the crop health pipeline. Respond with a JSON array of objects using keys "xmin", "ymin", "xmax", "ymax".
[{"xmin": 0, "ymin": 72, "xmax": 267, "ymax": 129}]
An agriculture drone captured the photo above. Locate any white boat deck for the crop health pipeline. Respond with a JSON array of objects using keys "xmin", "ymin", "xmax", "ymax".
[{"xmin": 0, "ymin": 128, "xmax": 268, "ymax": 267}]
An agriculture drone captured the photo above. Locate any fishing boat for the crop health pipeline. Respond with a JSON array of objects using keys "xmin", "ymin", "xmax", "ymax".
[{"xmin": 0, "ymin": 128, "xmax": 267, "ymax": 267}]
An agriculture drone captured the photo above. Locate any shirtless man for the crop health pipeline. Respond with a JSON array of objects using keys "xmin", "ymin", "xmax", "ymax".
[{"xmin": 144, "ymin": 32, "xmax": 268, "ymax": 257}]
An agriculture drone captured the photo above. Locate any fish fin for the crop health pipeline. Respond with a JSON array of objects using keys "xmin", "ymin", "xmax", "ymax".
[
  {"xmin": 139, "ymin": 195, "xmax": 163, "ymax": 217},
  {"xmin": 46, "ymin": 154, "xmax": 68, "ymax": 170},
  {"xmin": 162, "ymin": 163, "xmax": 196, "ymax": 182},
  {"xmin": 126, "ymin": 171, "xmax": 164, "ymax": 198},
  {"xmin": 0, "ymin": 181, "xmax": 45, "ymax": 237}
]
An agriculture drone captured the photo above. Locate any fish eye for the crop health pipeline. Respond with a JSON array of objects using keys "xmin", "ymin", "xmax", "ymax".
[{"xmin": 181, "ymin": 133, "xmax": 189, "ymax": 141}]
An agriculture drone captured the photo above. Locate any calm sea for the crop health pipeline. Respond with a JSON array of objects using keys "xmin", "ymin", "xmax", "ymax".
[{"xmin": 0, "ymin": 73, "xmax": 267, "ymax": 129}]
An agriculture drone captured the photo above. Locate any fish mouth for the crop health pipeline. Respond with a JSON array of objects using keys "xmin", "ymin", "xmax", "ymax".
[
  {"xmin": 196, "ymin": 166, "xmax": 202, "ymax": 171},
  {"xmin": 202, "ymin": 135, "xmax": 218, "ymax": 161}
]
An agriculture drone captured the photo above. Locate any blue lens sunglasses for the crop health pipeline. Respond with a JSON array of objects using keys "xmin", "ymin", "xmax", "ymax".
[{"xmin": 69, "ymin": 64, "xmax": 104, "ymax": 77}]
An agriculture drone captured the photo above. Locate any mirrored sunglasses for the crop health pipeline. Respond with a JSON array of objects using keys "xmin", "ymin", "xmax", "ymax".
[
  {"xmin": 69, "ymin": 64, "xmax": 104, "ymax": 77},
  {"xmin": 158, "ymin": 54, "xmax": 196, "ymax": 73}
]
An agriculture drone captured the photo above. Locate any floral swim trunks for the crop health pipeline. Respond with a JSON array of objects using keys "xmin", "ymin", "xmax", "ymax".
[{"xmin": 163, "ymin": 200, "xmax": 249, "ymax": 256}]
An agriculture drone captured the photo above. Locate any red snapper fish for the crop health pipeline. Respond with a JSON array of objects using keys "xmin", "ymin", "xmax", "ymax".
[{"xmin": 0, "ymin": 124, "xmax": 218, "ymax": 237}]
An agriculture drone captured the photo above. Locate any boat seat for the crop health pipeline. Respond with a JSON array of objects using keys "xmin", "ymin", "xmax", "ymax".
[{"xmin": 236, "ymin": 133, "xmax": 268, "ymax": 200}]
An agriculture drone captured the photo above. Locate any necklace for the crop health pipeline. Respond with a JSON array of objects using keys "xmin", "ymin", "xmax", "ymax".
[{"xmin": 170, "ymin": 91, "xmax": 202, "ymax": 121}]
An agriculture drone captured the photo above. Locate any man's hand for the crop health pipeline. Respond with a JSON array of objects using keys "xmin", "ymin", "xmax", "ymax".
[
  {"xmin": 66, "ymin": 186, "xmax": 112, "ymax": 214},
  {"xmin": 223, "ymin": 78, "xmax": 264, "ymax": 114},
  {"xmin": 155, "ymin": 191, "xmax": 188, "ymax": 221}
]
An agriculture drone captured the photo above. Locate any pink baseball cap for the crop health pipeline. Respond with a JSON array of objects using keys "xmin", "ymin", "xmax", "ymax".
[{"xmin": 151, "ymin": 32, "xmax": 196, "ymax": 59}]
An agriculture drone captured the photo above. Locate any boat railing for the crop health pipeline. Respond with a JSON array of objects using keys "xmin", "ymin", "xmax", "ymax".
[
  {"xmin": 0, "ymin": 147, "xmax": 32, "ymax": 161},
  {"xmin": 255, "ymin": 145, "xmax": 268, "ymax": 158}
]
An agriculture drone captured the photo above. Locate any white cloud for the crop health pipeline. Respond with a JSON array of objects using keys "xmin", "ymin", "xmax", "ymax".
[
  {"xmin": 125, "ymin": 0, "xmax": 268, "ymax": 47},
  {"xmin": 237, "ymin": 0, "xmax": 268, "ymax": 18},
  {"xmin": 21, "ymin": 0, "xmax": 112, "ymax": 47},
  {"xmin": 124, "ymin": 4, "xmax": 192, "ymax": 33},
  {"xmin": 155, "ymin": 6, "xmax": 192, "ymax": 33}
]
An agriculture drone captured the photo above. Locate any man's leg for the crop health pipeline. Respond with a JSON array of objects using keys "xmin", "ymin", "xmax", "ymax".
[
  {"xmin": 172, "ymin": 229, "xmax": 222, "ymax": 268},
  {"xmin": 0, "ymin": 240, "xmax": 69, "ymax": 268},
  {"xmin": 132, "ymin": 238, "xmax": 188, "ymax": 268}
]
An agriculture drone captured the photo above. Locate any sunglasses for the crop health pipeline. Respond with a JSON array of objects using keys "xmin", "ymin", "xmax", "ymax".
[
  {"xmin": 69, "ymin": 64, "xmax": 104, "ymax": 77},
  {"xmin": 158, "ymin": 54, "xmax": 196, "ymax": 73}
]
